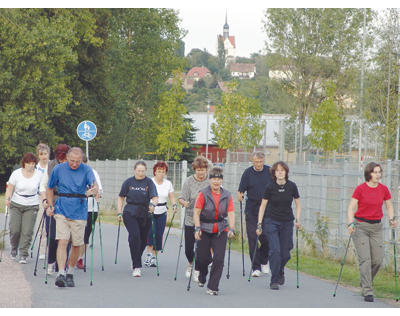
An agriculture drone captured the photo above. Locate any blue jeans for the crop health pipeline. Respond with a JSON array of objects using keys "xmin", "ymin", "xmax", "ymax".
[
  {"xmin": 264, "ymin": 218, "xmax": 294, "ymax": 284},
  {"xmin": 146, "ymin": 213, "xmax": 167, "ymax": 251}
]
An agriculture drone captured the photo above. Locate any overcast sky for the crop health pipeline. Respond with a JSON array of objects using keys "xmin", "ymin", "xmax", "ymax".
[{"xmin": 177, "ymin": 7, "xmax": 267, "ymax": 58}]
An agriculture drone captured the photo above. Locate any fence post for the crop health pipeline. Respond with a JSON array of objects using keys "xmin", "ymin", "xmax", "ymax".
[
  {"xmin": 306, "ymin": 161, "xmax": 312, "ymax": 229},
  {"xmin": 338, "ymin": 161, "xmax": 348, "ymax": 256}
]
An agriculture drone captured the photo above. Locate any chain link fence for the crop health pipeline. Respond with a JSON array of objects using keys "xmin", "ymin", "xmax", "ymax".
[{"xmin": 90, "ymin": 158, "xmax": 399, "ymax": 268}]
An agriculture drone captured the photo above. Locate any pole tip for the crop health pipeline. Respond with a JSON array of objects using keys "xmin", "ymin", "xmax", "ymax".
[
  {"xmin": 90, "ymin": 282, "xmax": 93, "ymax": 286},
  {"xmin": 45, "ymin": 281, "xmax": 47, "ymax": 284},
  {"xmin": 333, "ymin": 294, "xmax": 336, "ymax": 297},
  {"xmin": 297, "ymin": 285, "xmax": 299, "ymax": 288}
]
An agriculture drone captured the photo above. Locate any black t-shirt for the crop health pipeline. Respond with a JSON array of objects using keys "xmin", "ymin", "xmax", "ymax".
[
  {"xmin": 238, "ymin": 165, "xmax": 272, "ymax": 215},
  {"xmin": 263, "ymin": 180, "xmax": 300, "ymax": 222},
  {"xmin": 119, "ymin": 176, "xmax": 158, "ymax": 217}
]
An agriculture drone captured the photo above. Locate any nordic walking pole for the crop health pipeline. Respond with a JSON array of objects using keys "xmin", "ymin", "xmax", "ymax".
[
  {"xmin": 296, "ymin": 226, "xmax": 299, "ymax": 288},
  {"xmin": 226, "ymin": 238, "xmax": 232, "ymax": 279},
  {"xmin": 84, "ymin": 244, "xmax": 87, "ymax": 272},
  {"xmin": 174, "ymin": 208, "xmax": 186, "ymax": 281},
  {"xmin": 97, "ymin": 201, "xmax": 104, "ymax": 271},
  {"xmin": 150, "ymin": 212, "xmax": 160, "ymax": 276},
  {"xmin": 0, "ymin": 206, "xmax": 9, "ymax": 263},
  {"xmin": 187, "ymin": 240, "xmax": 198, "ymax": 291},
  {"xmin": 90, "ymin": 198, "xmax": 95, "ymax": 286},
  {"xmin": 33, "ymin": 214, "xmax": 45, "ymax": 276},
  {"xmin": 161, "ymin": 209, "xmax": 176, "ymax": 253},
  {"xmin": 392, "ymin": 228, "xmax": 399, "ymax": 302},
  {"xmin": 248, "ymin": 235, "xmax": 259, "ymax": 282},
  {"xmin": 44, "ymin": 216, "xmax": 52, "ymax": 284},
  {"xmin": 240, "ymin": 201, "xmax": 245, "ymax": 277},
  {"xmin": 333, "ymin": 234, "xmax": 352, "ymax": 297},
  {"xmin": 30, "ymin": 211, "xmax": 45, "ymax": 258},
  {"xmin": 115, "ymin": 220, "xmax": 121, "ymax": 264}
]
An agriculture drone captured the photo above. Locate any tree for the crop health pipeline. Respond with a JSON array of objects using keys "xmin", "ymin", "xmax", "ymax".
[
  {"xmin": 263, "ymin": 9, "xmax": 373, "ymax": 161},
  {"xmin": 105, "ymin": 8, "xmax": 186, "ymax": 159},
  {"xmin": 309, "ymin": 82, "xmax": 344, "ymax": 156},
  {"xmin": 211, "ymin": 81, "xmax": 264, "ymax": 152},
  {"xmin": 154, "ymin": 75, "xmax": 190, "ymax": 160}
]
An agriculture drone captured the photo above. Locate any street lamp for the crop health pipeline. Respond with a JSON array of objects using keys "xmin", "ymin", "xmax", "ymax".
[{"xmin": 205, "ymin": 99, "xmax": 210, "ymax": 160}]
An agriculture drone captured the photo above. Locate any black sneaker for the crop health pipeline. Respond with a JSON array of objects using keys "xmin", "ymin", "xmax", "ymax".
[
  {"xmin": 65, "ymin": 274, "xmax": 75, "ymax": 287},
  {"xmin": 364, "ymin": 295, "xmax": 374, "ymax": 302},
  {"xmin": 55, "ymin": 274, "xmax": 66, "ymax": 287},
  {"xmin": 270, "ymin": 283, "xmax": 279, "ymax": 290}
]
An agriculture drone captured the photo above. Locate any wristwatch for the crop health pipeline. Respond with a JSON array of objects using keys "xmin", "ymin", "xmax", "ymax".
[{"xmin": 149, "ymin": 202, "xmax": 156, "ymax": 208}]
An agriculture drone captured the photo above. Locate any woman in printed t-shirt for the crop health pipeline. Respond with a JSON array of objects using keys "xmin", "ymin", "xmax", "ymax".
[
  {"xmin": 144, "ymin": 161, "xmax": 177, "ymax": 267},
  {"xmin": 117, "ymin": 161, "xmax": 158, "ymax": 277},
  {"xmin": 347, "ymin": 162, "xmax": 397, "ymax": 303},
  {"xmin": 257, "ymin": 161, "xmax": 301, "ymax": 291}
]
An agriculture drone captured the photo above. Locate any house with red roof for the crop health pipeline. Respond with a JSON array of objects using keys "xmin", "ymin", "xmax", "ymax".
[
  {"xmin": 184, "ymin": 66, "xmax": 212, "ymax": 90},
  {"xmin": 230, "ymin": 63, "xmax": 256, "ymax": 79}
]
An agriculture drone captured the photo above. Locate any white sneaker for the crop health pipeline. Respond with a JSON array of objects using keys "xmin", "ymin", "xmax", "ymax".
[
  {"xmin": 132, "ymin": 268, "xmax": 141, "ymax": 277},
  {"xmin": 47, "ymin": 263, "xmax": 56, "ymax": 275},
  {"xmin": 251, "ymin": 269, "xmax": 261, "ymax": 277},
  {"xmin": 185, "ymin": 265, "xmax": 192, "ymax": 278},
  {"xmin": 19, "ymin": 256, "xmax": 27, "ymax": 264},
  {"xmin": 39, "ymin": 254, "xmax": 46, "ymax": 260},
  {"xmin": 193, "ymin": 270, "xmax": 199, "ymax": 283},
  {"xmin": 144, "ymin": 253, "xmax": 152, "ymax": 267},
  {"xmin": 261, "ymin": 263, "xmax": 270, "ymax": 274}
]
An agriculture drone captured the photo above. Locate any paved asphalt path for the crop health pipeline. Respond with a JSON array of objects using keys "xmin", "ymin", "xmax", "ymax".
[{"xmin": 1, "ymin": 213, "xmax": 397, "ymax": 308}]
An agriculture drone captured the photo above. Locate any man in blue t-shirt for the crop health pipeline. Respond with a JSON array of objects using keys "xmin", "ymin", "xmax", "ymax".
[
  {"xmin": 47, "ymin": 147, "xmax": 97, "ymax": 288},
  {"xmin": 237, "ymin": 151, "xmax": 272, "ymax": 277}
]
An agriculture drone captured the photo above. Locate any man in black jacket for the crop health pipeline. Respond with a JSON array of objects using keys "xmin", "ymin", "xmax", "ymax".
[{"xmin": 237, "ymin": 151, "xmax": 272, "ymax": 277}]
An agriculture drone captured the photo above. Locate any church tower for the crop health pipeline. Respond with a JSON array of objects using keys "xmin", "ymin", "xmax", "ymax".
[{"xmin": 223, "ymin": 11, "xmax": 229, "ymax": 40}]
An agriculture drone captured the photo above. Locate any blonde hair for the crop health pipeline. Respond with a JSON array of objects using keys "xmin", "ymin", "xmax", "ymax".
[{"xmin": 36, "ymin": 143, "xmax": 50, "ymax": 155}]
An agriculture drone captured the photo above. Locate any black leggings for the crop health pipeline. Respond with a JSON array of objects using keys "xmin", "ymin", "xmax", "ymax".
[
  {"xmin": 84, "ymin": 212, "xmax": 98, "ymax": 244},
  {"xmin": 184, "ymin": 225, "xmax": 199, "ymax": 270}
]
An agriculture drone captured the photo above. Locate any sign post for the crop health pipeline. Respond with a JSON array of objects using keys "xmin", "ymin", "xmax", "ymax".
[{"xmin": 77, "ymin": 120, "xmax": 97, "ymax": 161}]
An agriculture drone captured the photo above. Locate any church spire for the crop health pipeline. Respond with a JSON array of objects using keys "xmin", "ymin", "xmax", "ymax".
[{"xmin": 223, "ymin": 10, "xmax": 229, "ymax": 40}]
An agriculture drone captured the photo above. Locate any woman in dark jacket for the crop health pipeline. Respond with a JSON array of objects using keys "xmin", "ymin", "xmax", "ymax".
[{"xmin": 193, "ymin": 167, "xmax": 235, "ymax": 296}]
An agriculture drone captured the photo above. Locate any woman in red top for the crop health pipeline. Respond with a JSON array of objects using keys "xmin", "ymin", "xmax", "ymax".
[
  {"xmin": 347, "ymin": 162, "xmax": 397, "ymax": 302},
  {"xmin": 193, "ymin": 167, "xmax": 235, "ymax": 296}
]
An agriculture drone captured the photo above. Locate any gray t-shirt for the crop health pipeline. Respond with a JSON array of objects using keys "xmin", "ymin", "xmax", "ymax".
[{"xmin": 179, "ymin": 175, "xmax": 209, "ymax": 226}]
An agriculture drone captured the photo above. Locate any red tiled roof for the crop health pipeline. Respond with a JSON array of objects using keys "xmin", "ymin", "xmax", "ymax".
[
  {"xmin": 187, "ymin": 67, "xmax": 211, "ymax": 78},
  {"xmin": 230, "ymin": 63, "xmax": 255, "ymax": 73},
  {"xmin": 217, "ymin": 35, "xmax": 236, "ymax": 48}
]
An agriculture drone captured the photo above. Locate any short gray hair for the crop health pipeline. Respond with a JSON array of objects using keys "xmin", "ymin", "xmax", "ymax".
[
  {"xmin": 252, "ymin": 151, "xmax": 265, "ymax": 159},
  {"xmin": 67, "ymin": 147, "xmax": 84, "ymax": 157}
]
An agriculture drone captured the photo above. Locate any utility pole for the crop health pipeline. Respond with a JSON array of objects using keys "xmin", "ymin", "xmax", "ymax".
[{"xmin": 358, "ymin": 8, "xmax": 366, "ymax": 169}]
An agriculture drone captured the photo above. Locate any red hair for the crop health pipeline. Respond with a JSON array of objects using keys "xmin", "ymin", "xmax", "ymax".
[
  {"xmin": 153, "ymin": 161, "xmax": 168, "ymax": 176},
  {"xmin": 21, "ymin": 152, "xmax": 38, "ymax": 168},
  {"xmin": 54, "ymin": 144, "xmax": 70, "ymax": 162}
]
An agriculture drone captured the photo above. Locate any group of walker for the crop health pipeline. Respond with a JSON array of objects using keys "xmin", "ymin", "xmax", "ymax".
[{"xmin": 1, "ymin": 148, "xmax": 398, "ymax": 302}]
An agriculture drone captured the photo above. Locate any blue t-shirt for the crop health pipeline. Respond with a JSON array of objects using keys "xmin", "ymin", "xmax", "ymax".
[{"xmin": 48, "ymin": 162, "xmax": 96, "ymax": 220}]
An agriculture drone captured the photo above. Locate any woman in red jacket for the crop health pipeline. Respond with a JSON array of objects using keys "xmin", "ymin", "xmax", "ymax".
[{"xmin": 347, "ymin": 162, "xmax": 397, "ymax": 302}]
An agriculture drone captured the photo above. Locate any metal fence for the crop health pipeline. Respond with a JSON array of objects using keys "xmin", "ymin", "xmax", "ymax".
[{"xmin": 90, "ymin": 158, "xmax": 399, "ymax": 267}]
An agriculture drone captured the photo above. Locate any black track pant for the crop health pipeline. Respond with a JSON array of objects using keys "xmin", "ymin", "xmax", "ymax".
[
  {"xmin": 123, "ymin": 212, "xmax": 151, "ymax": 268},
  {"xmin": 246, "ymin": 213, "xmax": 269, "ymax": 271},
  {"xmin": 184, "ymin": 225, "xmax": 199, "ymax": 270},
  {"xmin": 197, "ymin": 231, "xmax": 228, "ymax": 292}
]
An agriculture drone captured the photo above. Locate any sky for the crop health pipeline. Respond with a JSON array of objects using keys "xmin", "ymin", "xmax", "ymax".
[{"xmin": 177, "ymin": 7, "xmax": 267, "ymax": 58}]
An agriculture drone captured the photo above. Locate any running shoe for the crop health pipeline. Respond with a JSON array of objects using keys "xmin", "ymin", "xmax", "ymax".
[
  {"xmin": 261, "ymin": 263, "xmax": 270, "ymax": 274},
  {"xmin": 39, "ymin": 254, "xmax": 46, "ymax": 260},
  {"xmin": 55, "ymin": 274, "xmax": 66, "ymax": 287},
  {"xmin": 270, "ymin": 283, "xmax": 279, "ymax": 290},
  {"xmin": 251, "ymin": 270, "xmax": 261, "ymax": 277},
  {"xmin": 11, "ymin": 250, "xmax": 17, "ymax": 261},
  {"xmin": 65, "ymin": 274, "xmax": 75, "ymax": 287},
  {"xmin": 364, "ymin": 295, "xmax": 374, "ymax": 302},
  {"xmin": 132, "ymin": 268, "xmax": 141, "ymax": 277},
  {"xmin": 47, "ymin": 263, "xmax": 56, "ymax": 275},
  {"xmin": 279, "ymin": 273, "xmax": 285, "ymax": 285},
  {"xmin": 185, "ymin": 265, "xmax": 192, "ymax": 278},
  {"xmin": 198, "ymin": 282, "xmax": 205, "ymax": 287},
  {"xmin": 76, "ymin": 258, "xmax": 84, "ymax": 269},
  {"xmin": 193, "ymin": 270, "xmax": 199, "ymax": 283},
  {"xmin": 144, "ymin": 253, "xmax": 152, "ymax": 267},
  {"xmin": 18, "ymin": 256, "xmax": 27, "ymax": 264},
  {"xmin": 206, "ymin": 288, "xmax": 218, "ymax": 296},
  {"xmin": 150, "ymin": 256, "xmax": 157, "ymax": 267}
]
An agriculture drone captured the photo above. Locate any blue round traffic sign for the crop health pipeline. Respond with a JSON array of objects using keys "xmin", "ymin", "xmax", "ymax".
[{"xmin": 77, "ymin": 120, "xmax": 97, "ymax": 141}]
